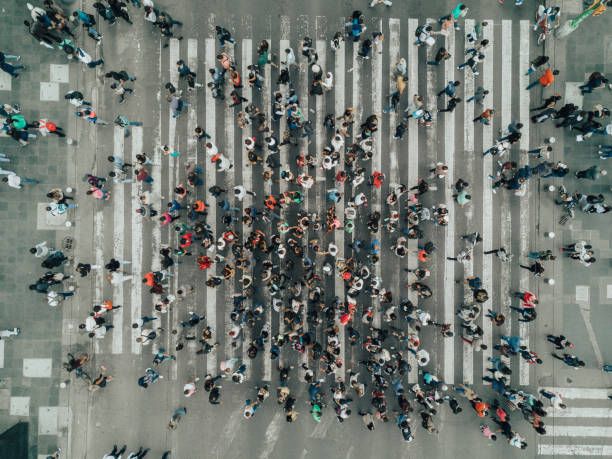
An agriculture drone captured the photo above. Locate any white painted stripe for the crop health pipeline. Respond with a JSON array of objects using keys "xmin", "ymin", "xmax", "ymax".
[
  {"xmin": 442, "ymin": 27, "xmax": 456, "ymax": 385},
  {"xmin": 549, "ymin": 407, "xmax": 612, "ymax": 418},
  {"xmin": 371, "ymin": 16, "xmax": 383, "ymax": 331},
  {"xmin": 93, "ymin": 210, "xmax": 103, "ymax": 355},
  {"xmin": 314, "ymin": 36, "xmax": 330, "ymax": 379},
  {"xmin": 540, "ymin": 387, "xmax": 612, "ymax": 399},
  {"xmin": 333, "ymin": 23, "xmax": 347, "ymax": 380},
  {"xmin": 261, "ymin": 31, "xmax": 273, "ymax": 382},
  {"xmin": 130, "ymin": 127, "xmax": 143, "ymax": 354},
  {"xmin": 187, "ymin": 39, "xmax": 198, "ymax": 163},
  {"xmin": 241, "ymin": 38, "xmax": 253, "ymax": 379},
  {"xmin": 0, "ymin": 341, "xmax": 4, "ymax": 368},
  {"xmin": 223, "ymin": 36, "xmax": 236, "ymax": 362},
  {"xmin": 406, "ymin": 18, "xmax": 419, "ymax": 383},
  {"xmin": 111, "ymin": 127, "xmax": 125, "ymax": 355},
  {"xmin": 147, "ymin": 41, "xmax": 163, "ymax": 356},
  {"xmin": 481, "ymin": 21, "xmax": 500, "ymax": 374},
  {"xmin": 545, "ymin": 426, "xmax": 612, "ymax": 437},
  {"xmin": 204, "ymin": 37, "xmax": 217, "ymax": 375},
  {"xmin": 518, "ymin": 20, "xmax": 530, "ymax": 386},
  {"xmin": 538, "ymin": 444, "xmax": 612, "ymax": 456},
  {"xmin": 462, "ymin": 18, "xmax": 475, "ymax": 385},
  {"xmin": 166, "ymin": 38, "xmax": 180, "ymax": 368}
]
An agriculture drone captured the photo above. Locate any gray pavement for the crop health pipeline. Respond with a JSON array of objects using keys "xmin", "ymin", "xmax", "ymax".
[{"xmin": 0, "ymin": 0, "xmax": 611, "ymax": 458}]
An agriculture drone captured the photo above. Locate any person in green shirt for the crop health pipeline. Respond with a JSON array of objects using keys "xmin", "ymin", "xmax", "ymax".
[{"xmin": 455, "ymin": 189, "xmax": 472, "ymax": 207}]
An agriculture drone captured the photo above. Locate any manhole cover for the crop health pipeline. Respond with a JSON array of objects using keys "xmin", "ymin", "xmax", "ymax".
[{"xmin": 62, "ymin": 237, "xmax": 75, "ymax": 252}]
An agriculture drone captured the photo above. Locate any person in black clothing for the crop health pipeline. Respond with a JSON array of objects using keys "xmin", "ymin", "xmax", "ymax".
[
  {"xmin": 519, "ymin": 261, "xmax": 544, "ymax": 277},
  {"xmin": 546, "ymin": 334, "xmax": 574, "ymax": 350},
  {"xmin": 437, "ymin": 97, "xmax": 461, "ymax": 113}
]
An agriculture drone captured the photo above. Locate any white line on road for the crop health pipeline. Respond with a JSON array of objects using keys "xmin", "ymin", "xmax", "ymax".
[
  {"xmin": 482, "ymin": 20, "xmax": 500, "ymax": 374},
  {"xmin": 538, "ymin": 444, "xmax": 612, "ymax": 456},
  {"xmin": 442, "ymin": 27, "xmax": 456, "ymax": 385},
  {"xmin": 112, "ymin": 127, "xmax": 125, "ymax": 355},
  {"xmin": 204, "ymin": 38, "xmax": 218, "ymax": 375},
  {"xmin": 518, "ymin": 19, "xmax": 530, "ymax": 386},
  {"xmin": 544, "ymin": 425, "xmax": 612, "ymax": 437},
  {"xmin": 130, "ymin": 127, "xmax": 144, "ymax": 354},
  {"xmin": 540, "ymin": 387, "xmax": 612, "ymax": 399},
  {"xmin": 406, "ymin": 17, "xmax": 418, "ymax": 383}
]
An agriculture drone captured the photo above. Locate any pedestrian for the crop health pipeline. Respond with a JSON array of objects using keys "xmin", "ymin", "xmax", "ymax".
[
  {"xmin": 575, "ymin": 165, "xmax": 606, "ymax": 181},
  {"xmin": 0, "ymin": 53, "xmax": 25, "ymax": 78},
  {"xmin": 103, "ymin": 445, "xmax": 127, "ymax": 459},
  {"xmin": 551, "ymin": 353, "xmax": 585, "ymax": 369},
  {"xmin": 525, "ymin": 55, "xmax": 549, "ymax": 75},
  {"xmin": 2, "ymin": 172, "xmax": 37, "ymax": 188},
  {"xmin": 167, "ymin": 94, "xmax": 190, "ymax": 118},
  {"xmin": 74, "ymin": 48, "xmax": 104, "ymax": 68},
  {"xmin": 466, "ymin": 86, "xmax": 488, "ymax": 104},
  {"xmin": 546, "ymin": 334, "xmax": 574, "ymax": 350},
  {"xmin": 438, "ymin": 97, "xmax": 462, "ymax": 113},
  {"xmin": 474, "ymin": 108, "xmax": 495, "ymax": 125},
  {"xmin": 519, "ymin": 261, "xmax": 544, "ymax": 277},
  {"xmin": 437, "ymin": 80, "xmax": 460, "ymax": 98},
  {"xmin": 526, "ymin": 69, "xmax": 559, "ymax": 90},
  {"xmin": 216, "ymin": 25, "xmax": 235, "ymax": 47}
]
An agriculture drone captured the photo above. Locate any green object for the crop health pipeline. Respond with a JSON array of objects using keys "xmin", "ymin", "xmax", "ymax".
[{"xmin": 311, "ymin": 403, "xmax": 321, "ymax": 422}]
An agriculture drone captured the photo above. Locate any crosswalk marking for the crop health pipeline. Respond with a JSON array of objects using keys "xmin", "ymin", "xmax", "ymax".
[
  {"xmin": 462, "ymin": 18, "xmax": 475, "ymax": 385},
  {"xmin": 545, "ymin": 426, "xmax": 612, "ymax": 437},
  {"xmin": 538, "ymin": 386, "xmax": 612, "ymax": 456},
  {"xmin": 481, "ymin": 20, "xmax": 495, "ymax": 374},
  {"xmin": 80, "ymin": 16, "xmax": 553, "ymax": 391},
  {"xmin": 112, "ymin": 127, "xmax": 125, "ymax": 355},
  {"xmin": 547, "ymin": 407, "xmax": 612, "ymax": 418},
  {"xmin": 442, "ymin": 27, "xmax": 456, "ymax": 385},
  {"xmin": 332, "ymin": 24, "xmax": 347, "ymax": 380},
  {"xmin": 93, "ymin": 210, "xmax": 104, "ymax": 355},
  {"xmin": 540, "ymin": 387, "xmax": 611, "ymax": 399},
  {"xmin": 130, "ymin": 127, "xmax": 143, "ymax": 354},
  {"xmin": 538, "ymin": 444, "xmax": 612, "ymax": 456},
  {"xmin": 204, "ymin": 37, "xmax": 218, "ymax": 376},
  {"xmin": 518, "ymin": 19, "xmax": 531, "ymax": 386},
  {"xmin": 240, "ymin": 38, "xmax": 253, "ymax": 379},
  {"xmin": 405, "ymin": 17, "xmax": 418, "ymax": 382}
]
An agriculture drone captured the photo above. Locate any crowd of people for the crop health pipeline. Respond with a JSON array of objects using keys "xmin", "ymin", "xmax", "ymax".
[{"xmin": 2, "ymin": 1, "xmax": 611, "ymax": 458}]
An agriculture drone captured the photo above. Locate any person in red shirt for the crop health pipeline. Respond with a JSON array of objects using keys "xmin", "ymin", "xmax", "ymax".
[
  {"xmin": 526, "ymin": 69, "xmax": 559, "ymax": 90},
  {"xmin": 513, "ymin": 290, "xmax": 538, "ymax": 307}
]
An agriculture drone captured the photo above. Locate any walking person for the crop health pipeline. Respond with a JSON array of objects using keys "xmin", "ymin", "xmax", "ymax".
[
  {"xmin": 2, "ymin": 172, "xmax": 38, "ymax": 188},
  {"xmin": 519, "ymin": 261, "xmax": 545, "ymax": 277},
  {"xmin": 526, "ymin": 69, "xmax": 559, "ymax": 90}
]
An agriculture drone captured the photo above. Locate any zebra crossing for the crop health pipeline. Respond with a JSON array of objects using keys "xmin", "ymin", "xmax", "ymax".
[
  {"xmin": 81, "ymin": 14, "xmax": 553, "ymax": 392},
  {"xmin": 538, "ymin": 387, "xmax": 612, "ymax": 456}
]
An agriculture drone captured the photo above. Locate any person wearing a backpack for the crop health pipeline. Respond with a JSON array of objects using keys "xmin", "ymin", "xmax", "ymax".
[{"xmin": 33, "ymin": 119, "xmax": 66, "ymax": 137}]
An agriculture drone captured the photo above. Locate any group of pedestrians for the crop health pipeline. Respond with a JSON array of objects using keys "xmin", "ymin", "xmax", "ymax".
[{"xmin": 4, "ymin": 1, "xmax": 609, "ymax": 458}]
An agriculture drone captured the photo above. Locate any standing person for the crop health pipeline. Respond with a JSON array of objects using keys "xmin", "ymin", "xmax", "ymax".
[{"xmin": 526, "ymin": 69, "xmax": 559, "ymax": 90}]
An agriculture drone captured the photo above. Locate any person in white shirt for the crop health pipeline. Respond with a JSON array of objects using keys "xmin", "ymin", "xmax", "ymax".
[
  {"xmin": 2, "ymin": 172, "xmax": 37, "ymax": 188},
  {"xmin": 74, "ymin": 48, "xmax": 104, "ymax": 68},
  {"xmin": 46, "ymin": 202, "xmax": 78, "ymax": 216},
  {"xmin": 30, "ymin": 241, "xmax": 55, "ymax": 258},
  {"xmin": 106, "ymin": 272, "xmax": 133, "ymax": 284},
  {"xmin": 126, "ymin": 447, "xmax": 150, "ymax": 459}
]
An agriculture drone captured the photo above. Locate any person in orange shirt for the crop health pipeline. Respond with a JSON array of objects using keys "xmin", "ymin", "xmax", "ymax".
[{"xmin": 526, "ymin": 69, "xmax": 559, "ymax": 90}]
